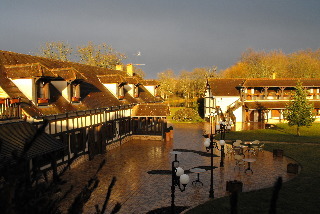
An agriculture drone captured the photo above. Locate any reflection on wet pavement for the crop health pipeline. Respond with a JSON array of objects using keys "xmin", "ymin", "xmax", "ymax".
[{"xmin": 58, "ymin": 123, "xmax": 298, "ymax": 214}]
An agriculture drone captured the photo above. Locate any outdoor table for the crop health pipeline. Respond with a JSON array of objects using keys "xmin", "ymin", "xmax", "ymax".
[
  {"xmin": 190, "ymin": 168, "xmax": 206, "ymax": 186},
  {"xmin": 243, "ymin": 142, "xmax": 255, "ymax": 154},
  {"xmin": 234, "ymin": 145, "xmax": 246, "ymax": 156},
  {"xmin": 243, "ymin": 158, "xmax": 256, "ymax": 174}
]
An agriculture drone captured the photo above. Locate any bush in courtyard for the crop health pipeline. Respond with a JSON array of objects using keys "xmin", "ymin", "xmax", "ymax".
[{"xmin": 172, "ymin": 108, "xmax": 202, "ymax": 122}]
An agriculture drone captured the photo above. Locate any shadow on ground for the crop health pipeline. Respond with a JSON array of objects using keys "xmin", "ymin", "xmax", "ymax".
[{"xmin": 147, "ymin": 206, "xmax": 189, "ymax": 214}]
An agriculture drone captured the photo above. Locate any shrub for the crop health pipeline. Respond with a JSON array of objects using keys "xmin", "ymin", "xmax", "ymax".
[{"xmin": 172, "ymin": 108, "xmax": 202, "ymax": 122}]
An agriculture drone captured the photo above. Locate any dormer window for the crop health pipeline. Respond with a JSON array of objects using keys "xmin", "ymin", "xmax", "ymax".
[
  {"xmin": 134, "ymin": 84, "xmax": 140, "ymax": 98},
  {"xmin": 70, "ymin": 82, "xmax": 81, "ymax": 103},
  {"xmin": 118, "ymin": 85, "xmax": 124, "ymax": 99},
  {"xmin": 37, "ymin": 80, "xmax": 50, "ymax": 106},
  {"xmin": 155, "ymin": 86, "xmax": 160, "ymax": 97}
]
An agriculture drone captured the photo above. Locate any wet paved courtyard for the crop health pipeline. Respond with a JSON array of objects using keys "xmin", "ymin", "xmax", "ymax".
[{"xmin": 58, "ymin": 123, "xmax": 297, "ymax": 213}]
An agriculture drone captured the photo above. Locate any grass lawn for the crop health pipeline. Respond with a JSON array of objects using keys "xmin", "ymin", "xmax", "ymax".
[
  {"xmin": 217, "ymin": 123, "xmax": 320, "ymax": 144},
  {"xmin": 186, "ymin": 126, "xmax": 320, "ymax": 214}
]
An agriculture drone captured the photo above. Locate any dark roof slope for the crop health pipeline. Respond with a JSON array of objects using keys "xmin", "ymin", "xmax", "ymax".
[{"xmin": 0, "ymin": 121, "xmax": 64, "ymax": 167}]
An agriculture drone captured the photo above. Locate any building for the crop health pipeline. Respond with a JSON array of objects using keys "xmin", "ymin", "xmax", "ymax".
[
  {"xmin": 0, "ymin": 50, "xmax": 169, "ymax": 181},
  {"xmin": 205, "ymin": 78, "xmax": 320, "ymax": 126}
]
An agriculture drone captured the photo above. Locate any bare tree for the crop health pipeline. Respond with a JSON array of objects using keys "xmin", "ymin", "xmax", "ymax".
[
  {"xmin": 77, "ymin": 42, "xmax": 126, "ymax": 69},
  {"xmin": 37, "ymin": 41, "xmax": 72, "ymax": 61}
]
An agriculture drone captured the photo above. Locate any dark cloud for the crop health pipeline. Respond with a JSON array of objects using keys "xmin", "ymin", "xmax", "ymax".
[{"xmin": 1, "ymin": 0, "xmax": 320, "ymax": 78}]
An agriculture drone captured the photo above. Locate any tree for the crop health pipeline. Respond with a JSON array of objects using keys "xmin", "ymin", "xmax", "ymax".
[
  {"xmin": 220, "ymin": 48, "xmax": 320, "ymax": 79},
  {"xmin": 77, "ymin": 42, "xmax": 126, "ymax": 69},
  {"xmin": 37, "ymin": 41, "xmax": 72, "ymax": 61},
  {"xmin": 157, "ymin": 69, "xmax": 177, "ymax": 99},
  {"xmin": 283, "ymin": 82, "xmax": 315, "ymax": 136}
]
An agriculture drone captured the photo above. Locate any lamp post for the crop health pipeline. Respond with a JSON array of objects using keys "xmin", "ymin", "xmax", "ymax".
[
  {"xmin": 170, "ymin": 151, "xmax": 190, "ymax": 214},
  {"xmin": 217, "ymin": 120, "xmax": 233, "ymax": 167},
  {"xmin": 204, "ymin": 134, "xmax": 216, "ymax": 198},
  {"xmin": 219, "ymin": 140, "xmax": 225, "ymax": 167}
]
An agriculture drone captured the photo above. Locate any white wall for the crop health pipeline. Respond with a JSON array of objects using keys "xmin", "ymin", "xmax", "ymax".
[
  {"xmin": 125, "ymin": 84, "xmax": 134, "ymax": 96},
  {"xmin": 103, "ymin": 83, "xmax": 117, "ymax": 97},
  {"xmin": 215, "ymin": 96, "xmax": 240, "ymax": 113},
  {"xmin": 144, "ymin": 85, "xmax": 155, "ymax": 96},
  {"xmin": 51, "ymin": 81, "xmax": 68, "ymax": 100},
  {"xmin": 233, "ymin": 106, "xmax": 243, "ymax": 123},
  {"xmin": 11, "ymin": 79, "xmax": 33, "ymax": 100}
]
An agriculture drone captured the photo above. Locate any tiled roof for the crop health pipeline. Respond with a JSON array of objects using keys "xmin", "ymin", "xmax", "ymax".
[
  {"xmin": 208, "ymin": 78, "xmax": 320, "ymax": 97},
  {"xmin": 208, "ymin": 78, "xmax": 245, "ymax": 96},
  {"xmin": 0, "ymin": 64, "xmax": 43, "ymax": 117},
  {"xmin": 0, "ymin": 121, "xmax": 64, "ymax": 167},
  {"xmin": 137, "ymin": 85, "xmax": 159, "ymax": 102},
  {"xmin": 125, "ymin": 76, "xmax": 140, "ymax": 85},
  {"xmin": 98, "ymin": 74, "xmax": 126, "ymax": 84},
  {"xmin": 51, "ymin": 67, "xmax": 85, "ymax": 80},
  {"xmin": 4, "ymin": 63, "xmax": 57, "ymax": 78},
  {"xmin": 0, "ymin": 50, "xmax": 126, "ymax": 115},
  {"xmin": 132, "ymin": 103, "xmax": 170, "ymax": 117},
  {"xmin": 142, "ymin": 79, "xmax": 159, "ymax": 86},
  {"xmin": 243, "ymin": 79, "xmax": 320, "ymax": 87}
]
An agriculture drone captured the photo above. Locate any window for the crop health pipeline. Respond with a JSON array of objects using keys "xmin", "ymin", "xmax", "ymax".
[
  {"xmin": 70, "ymin": 82, "xmax": 81, "ymax": 102},
  {"xmin": 134, "ymin": 85, "xmax": 139, "ymax": 98},
  {"xmin": 37, "ymin": 80, "xmax": 50, "ymax": 105},
  {"xmin": 118, "ymin": 85, "xmax": 124, "ymax": 99}
]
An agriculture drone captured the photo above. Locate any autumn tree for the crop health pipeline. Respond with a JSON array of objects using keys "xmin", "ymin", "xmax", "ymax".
[
  {"xmin": 77, "ymin": 42, "xmax": 126, "ymax": 69},
  {"xmin": 283, "ymin": 82, "xmax": 315, "ymax": 136},
  {"xmin": 157, "ymin": 69, "xmax": 177, "ymax": 99},
  {"xmin": 221, "ymin": 48, "xmax": 320, "ymax": 79},
  {"xmin": 37, "ymin": 41, "xmax": 72, "ymax": 61}
]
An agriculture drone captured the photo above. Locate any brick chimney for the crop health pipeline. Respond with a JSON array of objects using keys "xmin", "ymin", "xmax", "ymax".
[
  {"xmin": 127, "ymin": 64, "xmax": 133, "ymax": 76},
  {"xmin": 116, "ymin": 64, "xmax": 123, "ymax": 71},
  {"xmin": 272, "ymin": 73, "xmax": 276, "ymax": 79}
]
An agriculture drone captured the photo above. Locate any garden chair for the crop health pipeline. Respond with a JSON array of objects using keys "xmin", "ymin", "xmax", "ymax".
[
  {"xmin": 257, "ymin": 143, "xmax": 265, "ymax": 152},
  {"xmin": 234, "ymin": 154, "xmax": 245, "ymax": 170}
]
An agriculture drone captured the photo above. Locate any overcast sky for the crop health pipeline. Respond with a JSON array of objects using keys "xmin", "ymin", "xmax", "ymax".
[{"xmin": 1, "ymin": 0, "xmax": 320, "ymax": 79}]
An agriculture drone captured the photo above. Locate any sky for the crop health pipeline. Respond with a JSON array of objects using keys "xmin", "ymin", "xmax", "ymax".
[{"xmin": 1, "ymin": 0, "xmax": 320, "ymax": 79}]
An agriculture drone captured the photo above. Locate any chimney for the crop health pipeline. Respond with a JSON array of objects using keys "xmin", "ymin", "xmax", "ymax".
[
  {"xmin": 127, "ymin": 64, "xmax": 133, "ymax": 76},
  {"xmin": 116, "ymin": 64, "xmax": 123, "ymax": 71},
  {"xmin": 272, "ymin": 73, "xmax": 276, "ymax": 79}
]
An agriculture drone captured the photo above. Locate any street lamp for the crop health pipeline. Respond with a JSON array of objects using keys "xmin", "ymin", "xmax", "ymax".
[
  {"xmin": 218, "ymin": 140, "xmax": 225, "ymax": 167},
  {"xmin": 203, "ymin": 134, "xmax": 216, "ymax": 198},
  {"xmin": 170, "ymin": 151, "xmax": 190, "ymax": 214}
]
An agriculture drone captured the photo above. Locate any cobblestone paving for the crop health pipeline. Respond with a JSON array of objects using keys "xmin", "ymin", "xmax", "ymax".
[{"xmin": 58, "ymin": 123, "xmax": 298, "ymax": 214}]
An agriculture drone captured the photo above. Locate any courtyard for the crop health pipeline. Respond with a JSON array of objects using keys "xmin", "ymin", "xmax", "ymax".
[{"xmin": 58, "ymin": 123, "xmax": 298, "ymax": 213}]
